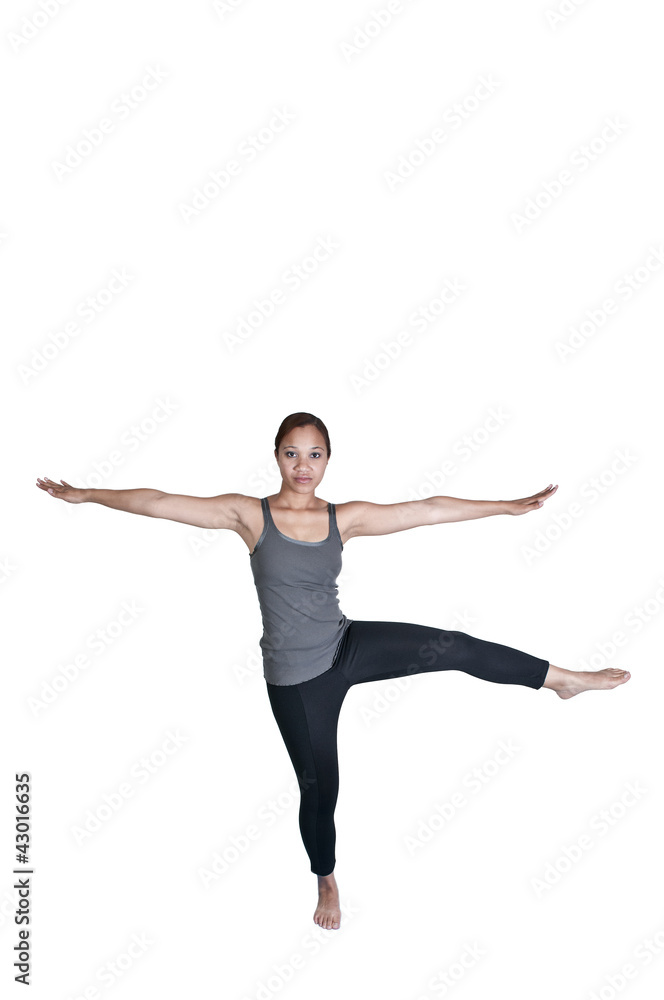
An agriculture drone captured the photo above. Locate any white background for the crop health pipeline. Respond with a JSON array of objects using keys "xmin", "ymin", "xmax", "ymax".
[{"xmin": 2, "ymin": 0, "xmax": 663, "ymax": 997}]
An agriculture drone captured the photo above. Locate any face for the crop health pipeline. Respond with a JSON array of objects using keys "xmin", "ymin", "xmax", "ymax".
[{"xmin": 274, "ymin": 425, "xmax": 329, "ymax": 493}]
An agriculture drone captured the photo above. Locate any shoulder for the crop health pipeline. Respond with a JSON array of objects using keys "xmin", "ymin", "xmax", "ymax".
[
  {"xmin": 232, "ymin": 493, "xmax": 263, "ymax": 526},
  {"xmin": 207, "ymin": 493, "xmax": 263, "ymax": 532},
  {"xmin": 333, "ymin": 500, "xmax": 370, "ymax": 540}
]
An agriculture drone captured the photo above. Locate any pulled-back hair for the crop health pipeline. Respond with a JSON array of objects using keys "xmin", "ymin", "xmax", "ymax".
[{"xmin": 274, "ymin": 412, "xmax": 331, "ymax": 458}]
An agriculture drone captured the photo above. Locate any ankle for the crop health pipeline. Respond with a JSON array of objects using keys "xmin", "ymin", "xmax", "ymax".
[{"xmin": 542, "ymin": 663, "xmax": 570, "ymax": 691}]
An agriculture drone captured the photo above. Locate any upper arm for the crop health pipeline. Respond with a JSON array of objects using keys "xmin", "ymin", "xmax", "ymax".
[
  {"xmin": 150, "ymin": 491, "xmax": 245, "ymax": 530},
  {"xmin": 340, "ymin": 498, "xmax": 436, "ymax": 540}
]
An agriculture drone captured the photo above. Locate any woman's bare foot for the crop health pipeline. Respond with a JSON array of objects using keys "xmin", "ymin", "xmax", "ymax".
[
  {"xmin": 314, "ymin": 872, "xmax": 341, "ymax": 929},
  {"xmin": 543, "ymin": 663, "xmax": 631, "ymax": 699}
]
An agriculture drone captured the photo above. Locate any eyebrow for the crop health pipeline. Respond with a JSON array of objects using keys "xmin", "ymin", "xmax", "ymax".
[{"xmin": 282, "ymin": 444, "xmax": 326, "ymax": 451}]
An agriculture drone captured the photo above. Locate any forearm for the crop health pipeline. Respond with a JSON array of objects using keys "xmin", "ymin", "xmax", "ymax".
[
  {"xmin": 428, "ymin": 495, "xmax": 506, "ymax": 523},
  {"xmin": 85, "ymin": 487, "xmax": 166, "ymax": 517}
]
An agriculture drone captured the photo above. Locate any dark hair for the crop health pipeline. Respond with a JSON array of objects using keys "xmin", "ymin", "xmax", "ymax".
[{"xmin": 274, "ymin": 412, "xmax": 331, "ymax": 459}]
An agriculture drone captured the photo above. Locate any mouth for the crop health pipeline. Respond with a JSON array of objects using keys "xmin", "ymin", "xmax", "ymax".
[{"xmin": 295, "ymin": 477, "xmax": 311, "ymax": 483}]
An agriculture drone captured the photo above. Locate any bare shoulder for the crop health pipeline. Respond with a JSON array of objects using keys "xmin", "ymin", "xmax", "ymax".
[
  {"xmin": 231, "ymin": 493, "xmax": 263, "ymax": 529},
  {"xmin": 206, "ymin": 492, "xmax": 249, "ymax": 527},
  {"xmin": 333, "ymin": 500, "xmax": 369, "ymax": 543}
]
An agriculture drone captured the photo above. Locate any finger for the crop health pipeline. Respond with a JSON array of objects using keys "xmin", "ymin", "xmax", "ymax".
[{"xmin": 533, "ymin": 484, "xmax": 557, "ymax": 500}]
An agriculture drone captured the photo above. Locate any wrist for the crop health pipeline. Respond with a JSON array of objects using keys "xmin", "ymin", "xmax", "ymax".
[{"xmin": 82, "ymin": 488, "xmax": 95, "ymax": 502}]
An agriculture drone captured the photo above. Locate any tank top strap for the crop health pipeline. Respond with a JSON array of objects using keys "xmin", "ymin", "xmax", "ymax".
[{"xmin": 328, "ymin": 501, "xmax": 340, "ymax": 541}]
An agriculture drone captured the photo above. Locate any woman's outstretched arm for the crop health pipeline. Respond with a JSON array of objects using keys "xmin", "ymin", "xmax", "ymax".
[
  {"xmin": 35, "ymin": 477, "xmax": 243, "ymax": 530},
  {"xmin": 426, "ymin": 483, "xmax": 559, "ymax": 522},
  {"xmin": 339, "ymin": 483, "xmax": 558, "ymax": 540}
]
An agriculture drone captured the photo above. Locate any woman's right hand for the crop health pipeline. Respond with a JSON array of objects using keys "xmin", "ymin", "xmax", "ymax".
[{"xmin": 36, "ymin": 478, "xmax": 88, "ymax": 503}]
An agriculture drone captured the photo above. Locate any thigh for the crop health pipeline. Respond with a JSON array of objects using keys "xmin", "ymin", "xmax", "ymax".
[
  {"xmin": 333, "ymin": 619, "xmax": 459, "ymax": 685},
  {"xmin": 266, "ymin": 663, "xmax": 350, "ymax": 792}
]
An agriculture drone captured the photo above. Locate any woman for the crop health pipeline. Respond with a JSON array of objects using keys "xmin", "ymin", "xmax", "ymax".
[{"xmin": 36, "ymin": 411, "xmax": 631, "ymax": 931}]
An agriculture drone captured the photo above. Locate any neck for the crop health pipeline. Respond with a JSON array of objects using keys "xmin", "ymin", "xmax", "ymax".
[{"xmin": 273, "ymin": 486, "xmax": 323, "ymax": 510}]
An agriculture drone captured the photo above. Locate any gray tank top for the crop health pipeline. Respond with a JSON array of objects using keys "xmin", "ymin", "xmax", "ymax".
[{"xmin": 249, "ymin": 496, "xmax": 353, "ymax": 686}]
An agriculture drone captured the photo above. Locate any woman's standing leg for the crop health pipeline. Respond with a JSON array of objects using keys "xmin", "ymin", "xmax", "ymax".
[{"xmin": 266, "ymin": 663, "xmax": 350, "ymax": 929}]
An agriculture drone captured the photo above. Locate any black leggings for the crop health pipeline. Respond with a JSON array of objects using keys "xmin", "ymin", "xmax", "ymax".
[{"xmin": 265, "ymin": 620, "xmax": 549, "ymax": 876}]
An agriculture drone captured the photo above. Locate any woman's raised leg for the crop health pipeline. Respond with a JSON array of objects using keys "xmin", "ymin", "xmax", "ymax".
[
  {"xmin": 335, "ymin": 620, "xmax": 551, "ymax": 689},
  {"xmin": 333, "ymin": 620, "xmax": 630, "ymax": 695}
]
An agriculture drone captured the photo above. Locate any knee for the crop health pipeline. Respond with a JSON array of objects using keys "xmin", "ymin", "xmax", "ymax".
[
  {"xmin": 423, "ymin": 629, "xmax": 474, "ymax": 667},
  {"xmin": 298, "ymin": 772, "xmax": 339, "ymax": 815}
]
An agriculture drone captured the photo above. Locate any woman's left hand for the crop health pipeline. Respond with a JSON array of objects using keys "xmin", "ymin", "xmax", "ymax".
[{"xmin": 502, "ymin": 483, "xmax": 558, "ymax": 515}]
